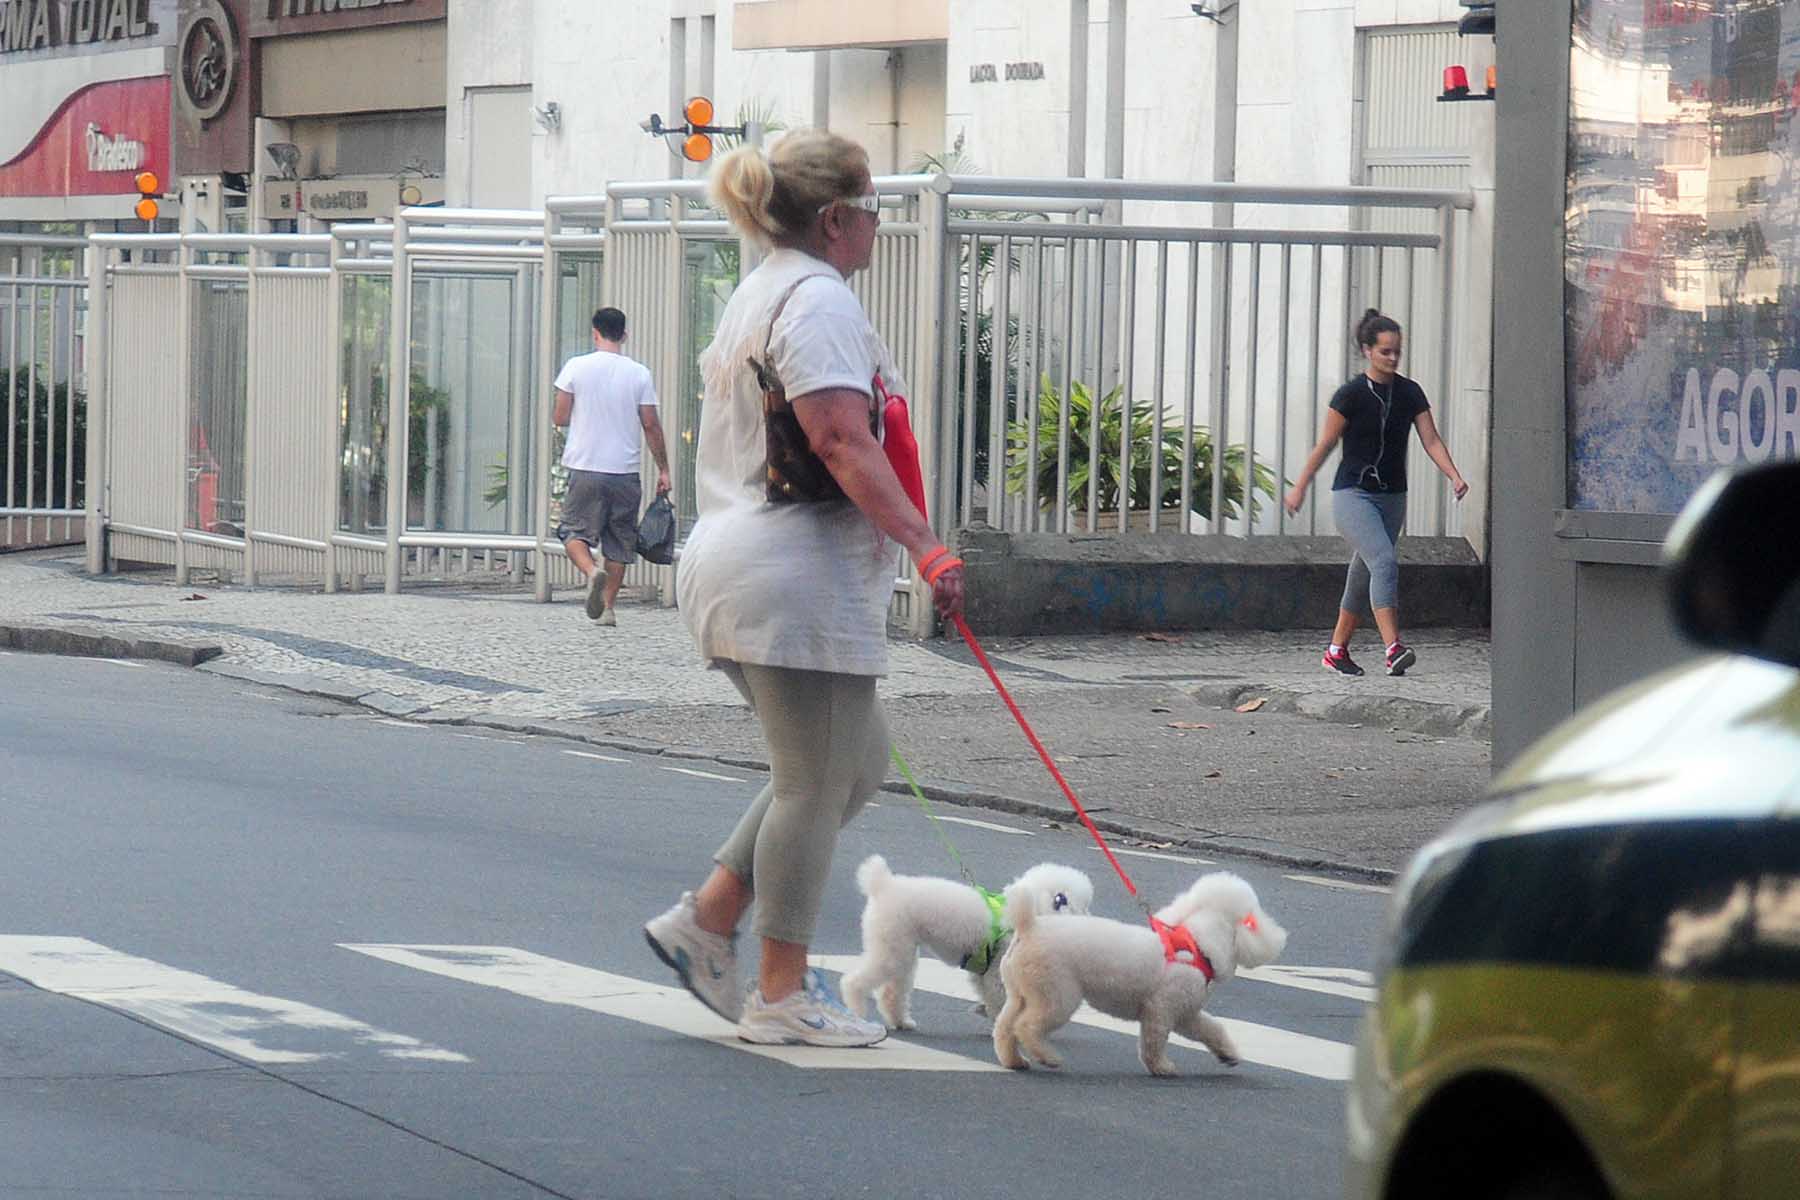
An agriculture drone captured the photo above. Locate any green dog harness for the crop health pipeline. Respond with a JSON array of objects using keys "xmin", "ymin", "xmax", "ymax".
[{"xmin": 959, "ymin": 885, "xmax": 1010, "ymax": 975}]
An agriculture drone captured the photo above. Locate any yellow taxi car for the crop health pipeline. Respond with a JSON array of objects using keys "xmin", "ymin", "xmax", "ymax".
[{"xmin": 1347, "ymin": 462, "xmax": 1800, "ymax": 1200}]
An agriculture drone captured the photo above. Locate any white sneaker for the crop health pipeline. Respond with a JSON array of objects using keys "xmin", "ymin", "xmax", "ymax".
[
  {"xmin": 597, "ymin": 607, "xmax": 617, "ymax": 627},
  {"xmin": 644, "ymin": 892, "xmax": 742, "ymax": 1022},
  {"xmin": 737, "ymin": 970, "xmax": 888, "ymax": 1048}
]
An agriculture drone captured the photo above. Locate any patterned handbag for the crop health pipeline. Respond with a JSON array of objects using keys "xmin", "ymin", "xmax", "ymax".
[{"xmin": 749, "ymin": 275, "xmax": 878, "ymax": 504}]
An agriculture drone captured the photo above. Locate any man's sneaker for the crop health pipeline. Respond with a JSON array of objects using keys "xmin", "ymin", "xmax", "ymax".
[
  {"xmin": 584, "ymin": 572, "xmax": 605, "ymax": 620},
  {"xmin": 1323, "ymin": 647, "xmax": 1365, "ymax": 677},
  {"xmin": 737, "ymin": 970, "xmax": 888, "ymax": 1048},
  {"xmin": 1386, "ymin": 643, "xmax": 1417, "ymax": 676},
  {"xmin": 598, "ymin": 607, "xmax": 617, "ymax": 627},
  {"xmin": 644, "ymin": 892, "xmax": 742, "ymax": 1022}
]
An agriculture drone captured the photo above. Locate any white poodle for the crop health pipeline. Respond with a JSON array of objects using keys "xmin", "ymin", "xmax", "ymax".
[
  {"xmin": 993, "ymin": 871, "xmax": 1288, "ymax": 1077},
  {"xmin": 840, "ymin": 855, "xmax": 1095, "ymax": 1031}
]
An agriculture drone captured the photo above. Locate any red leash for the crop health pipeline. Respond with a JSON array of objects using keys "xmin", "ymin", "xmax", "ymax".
[
  {"xmin": 948, "ymin": 611, "xmax": 1143, "ymax": 904},
  {"xmin": 947, "ymin": 612, "xmax": 1212, "ymax": 976}
]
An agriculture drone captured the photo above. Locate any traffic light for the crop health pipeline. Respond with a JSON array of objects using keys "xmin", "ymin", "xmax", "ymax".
[
  {"xmin": 682, "ymin": 96, "xmax": 715, "ymax": 162},
  {"xmin": 134, "ymin": 171, "xmax": 160, "ymax": 222},
  {"xmin": 1459, "ymin": 0, "xmax": 1495, "ymax": 37}
]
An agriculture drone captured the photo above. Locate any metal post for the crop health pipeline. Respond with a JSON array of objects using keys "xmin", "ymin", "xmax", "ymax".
[
  {"xmin": 1435, "ymin": 201, "xmax": 1457, "ymax": 537},
  {"xmin": 174, "ymin": 238, "xmax": 192, "ymax": 585},
  {"xmin": 324, "ymin": 233, "xmax": 342, "ymax": 592},
  {"xmin": 384, "ymin": 210, "xmax": 411, "ymax": 593},
  {"xmin": 242, "ymin": 243, "xmax": 259, "ymax": 586},
  {"xmin": 534, "ymin": 206, "xmax": 560, "ymax": 602},
  {"xmin": 84, "ymin": 241, "xmax": 108, "ymax": 573}
]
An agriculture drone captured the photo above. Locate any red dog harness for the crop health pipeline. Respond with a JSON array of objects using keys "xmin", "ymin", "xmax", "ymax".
[{"xmin": 1150, "ymin": 916, "xmax": 1215, "ymax": 981}]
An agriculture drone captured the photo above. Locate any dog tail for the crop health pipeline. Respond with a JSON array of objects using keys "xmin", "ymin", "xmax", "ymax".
[
  {"xmin": 855, "ymin": 854, "xmax": 892, "ymax": 897},
  {"xmin": 1004, "ymin": 885, "xmax": 1040, "ymax": 937}
]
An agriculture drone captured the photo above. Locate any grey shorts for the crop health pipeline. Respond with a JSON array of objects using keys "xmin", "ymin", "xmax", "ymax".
[{"xmin": 556, "ymin": 470, "xmax": 641, "ymax": 564}]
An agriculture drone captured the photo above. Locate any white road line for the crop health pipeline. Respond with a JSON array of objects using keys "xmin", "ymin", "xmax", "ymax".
[
  {"xmin": 1284, "ymin": 874, "xmax": 1390, "ymax": 895},
  {"xmin": 452, "ymin": 732, "xmax": 523, "ymax": 744},
  {"xmin": 374, "ymin": 719, "xmax": 421, "ymax": 730},
  {"xmin": 231, "ymin": 690, "xmax": 282, "ymax": 702},
  {"xmin": 563, "ymin": 749, "xmax": 628, "ymax": 763},
  {"xmin": 812, "ymin": 955, "xmax": 1353, "ymax": 1081},
  {"xmin": 1238, "ymin": 964, "xmax": 1376, "ymax": 1003},
  {"xmin": 1104, "ymin": 847, "xmax": 1216, "ymax": 866},
  {"xmin": 930, "ymin": 814, "xmax": 1032, "ymax": 836},
  {"xmin": 65, "ymin": 657, "xmax": 144, "ymax": 668},
  {"xmin": 341, "ymin": 944, "xmax": 1002, "ymax": 1073},
  {"xmin": 0, "ymin": 937, "xmax": 467, "ymax": 1065},
  {"xmin": 660, "ymin": 766, "xmax": 746, "ymax": 783}
]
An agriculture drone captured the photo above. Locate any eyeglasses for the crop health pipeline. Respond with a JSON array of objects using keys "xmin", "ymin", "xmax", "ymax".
[{"xmin": 819, "ymin": 193, "xmax": 881, "ymax": 219}]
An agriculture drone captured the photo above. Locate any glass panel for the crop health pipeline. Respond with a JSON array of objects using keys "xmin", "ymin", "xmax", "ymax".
[
  {"xmin": 187, "ymin": 278, "xmax": 248, "ymax": 533},
  {"xmin": 679, "ymin": 239, "xmax": 738, "ymax": 533},
  {"xmin": 407, "ymin": 271, "xmax": 521, "ymax": 535},
  {"xmin": 338, "ymin": 273, "xmax": 390, "ymax": 535},
  {"xmin": 550, "ymin": 254, "xmax": 604, "ymax": 537},
  {"xmin": 1566, "ymin": 0, "xmax": 1800, "ymax": 513}
]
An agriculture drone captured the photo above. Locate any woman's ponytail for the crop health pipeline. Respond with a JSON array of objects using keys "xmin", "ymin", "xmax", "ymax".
[{"xmin": 709, "ymin": 145, "xmax": 782, "ymax": 247}]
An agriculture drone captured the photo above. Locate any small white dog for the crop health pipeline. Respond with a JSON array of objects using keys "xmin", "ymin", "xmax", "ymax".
[
  {"xmin": 993, "ymin": 871, "xmax": 1287, "ymax": 1077},
  {"xmin": 840, "ymin": 855, "xmax": 1095, "ymax": 1030}
]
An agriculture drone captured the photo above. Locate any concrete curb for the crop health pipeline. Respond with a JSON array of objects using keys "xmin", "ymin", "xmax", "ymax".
[
  {"xmin": 1189, "ymin": 681, "xmax": 1492, "ymax": 741},
  {"xmin": 0, "ymin": 623, "xmax": 224, "ymax": 668}
]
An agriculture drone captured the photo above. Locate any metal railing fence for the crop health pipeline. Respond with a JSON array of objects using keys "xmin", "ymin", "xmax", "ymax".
[
  {"xmin": 77, "ymin": 171, "xmax": 1482, "ymax": 635},
  {"xmin": 3, "ymin": 234, "xmax": 88, "ymax": 551}
]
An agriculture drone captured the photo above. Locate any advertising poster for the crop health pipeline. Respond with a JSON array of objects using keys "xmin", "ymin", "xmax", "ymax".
[{"xmin": 1567, "ymin": 0, "xmax": 1800, "ymax": 512}]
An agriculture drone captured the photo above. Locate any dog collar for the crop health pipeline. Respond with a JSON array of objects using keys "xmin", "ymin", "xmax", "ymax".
[
  {"xmin": 959, "ymin": 885, "xmax": 1009, "ymax": 975},
  {"xmin": 1150, "ymin": 916, "xmax": 1215, "ymax": 981}
]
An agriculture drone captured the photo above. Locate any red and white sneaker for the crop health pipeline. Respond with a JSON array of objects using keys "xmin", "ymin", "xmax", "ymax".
[
  {"xmin": 1385, "ymin": 643, "xmax": 1417, "ymax": 676},
  {"xmin": 1322, "ymin": 647, "xmax": 1365, "ymax": 677}
]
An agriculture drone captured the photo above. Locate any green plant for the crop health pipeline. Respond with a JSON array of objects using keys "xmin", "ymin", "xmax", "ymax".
[
  {"xmin": 5, "ymin": 369, "xmax": 86, "ymax": 509},
  {"xmin": 1004, "ymin": 376, "xmax": 1280, "ymax": 522}
]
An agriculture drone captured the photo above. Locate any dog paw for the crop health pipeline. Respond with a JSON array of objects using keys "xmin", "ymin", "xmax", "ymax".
[
  {"xmin": 1214, "ymin": 1041, "xmax": 1240, "ymax": 1067},
  {"xmin": 970, "ymin": 1002, "xmax": 988, "ymax": 1017},
  {"xmin": 895, "ymin": 1016, "xmax": 918, "ymax": 1032},
  {"xmin": 1147, "ymin": 1059, "xmax": 1181, "ymax": 1078},
  {"xmin": 997, "ymin": 1052, "xmax": 1030, "ymax": 1070}
]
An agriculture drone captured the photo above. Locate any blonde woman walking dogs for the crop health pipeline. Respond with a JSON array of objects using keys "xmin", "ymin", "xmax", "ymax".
[
  {"xmin": 1284, "ymin": 309, "xmax": 1469, "ymax": 678},
  {"xmin": 642, "ymin": 130, "xmax": 964, "ymax": 1048}
]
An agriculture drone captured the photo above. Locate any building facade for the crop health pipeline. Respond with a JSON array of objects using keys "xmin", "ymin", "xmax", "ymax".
[{"xmin": 0, "ymin": 0, "xmax": 176, "ymax": 230}]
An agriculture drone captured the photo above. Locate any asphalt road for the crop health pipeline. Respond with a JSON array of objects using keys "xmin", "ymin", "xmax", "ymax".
[{"xmin": 1, "ymin": 649, "xmax": 1388, "ymax": 1200}]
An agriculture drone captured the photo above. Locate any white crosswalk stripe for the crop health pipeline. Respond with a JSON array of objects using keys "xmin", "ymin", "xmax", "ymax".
[
  {"xmin": 811, "ymin": 955, "xmax": 1355, "ymax": 1081},
  {"xmin": 0, "ymin": 936, "xmax": 468, "ymax": 1065},
  {"xmin": 341, "ymin": 944, "xmax": 1006, "ymax": 1073}
]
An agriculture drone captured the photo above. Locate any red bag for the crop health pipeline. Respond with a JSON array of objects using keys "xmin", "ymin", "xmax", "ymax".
[{"xmin": 874, "ymin": 374, "xmax": 928, "ymax": 520}]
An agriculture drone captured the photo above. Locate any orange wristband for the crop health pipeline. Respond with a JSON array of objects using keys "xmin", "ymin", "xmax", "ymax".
[
  {"xmin": 923, "ymin": 555, "xmax": 963, "ymax": 586},
  {"xmin": 916, "ymin": 545, "xmax": 952, "ymax": 574}
]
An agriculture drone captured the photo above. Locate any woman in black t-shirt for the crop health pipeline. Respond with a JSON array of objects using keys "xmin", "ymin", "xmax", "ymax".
[{"xmin": 1284, "ymin": 310, "xmax": 1469, "ymax": 678}]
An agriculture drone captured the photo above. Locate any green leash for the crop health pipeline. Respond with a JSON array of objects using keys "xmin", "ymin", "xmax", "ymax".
[{"xmin": 888, "ymin": 745, "xmax": 1009, "ymax": 974}]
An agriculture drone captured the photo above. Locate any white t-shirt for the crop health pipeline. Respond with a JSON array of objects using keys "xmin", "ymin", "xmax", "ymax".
[
  {"xmin": 676, "ymin": 248, "xmax": 904, "ymax": 677},
  {"xmin": 555, "ymin": 348, "xmax": 657, "ymax": 473}
]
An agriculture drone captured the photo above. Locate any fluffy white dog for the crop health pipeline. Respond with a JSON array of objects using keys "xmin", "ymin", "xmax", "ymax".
[
  {"xmin": 993, "ymin": 871, "xmax": 1288, "ymax": 1077},
  {"xmin": 840, "ymin": 855, "xmax": 1095, "ymax": 1031}
]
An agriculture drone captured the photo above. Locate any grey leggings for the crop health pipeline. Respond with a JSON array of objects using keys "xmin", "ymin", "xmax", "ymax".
[
  {"xmin": 714, "ymin": 661, "xmax": 890, "ymax": 945},
  {"xmin": 1333, "ymin": 487, "xmax": 1408, "ymax": 612}
]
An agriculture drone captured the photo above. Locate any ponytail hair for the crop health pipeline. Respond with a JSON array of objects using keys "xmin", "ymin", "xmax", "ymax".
[
  {"xmin": 708, "ymin": 129, "xmax": 871, "ymax": 248},
  {"xmin": 1355, "ymin": 308, "xmax": 1402, "ymax": 348}
]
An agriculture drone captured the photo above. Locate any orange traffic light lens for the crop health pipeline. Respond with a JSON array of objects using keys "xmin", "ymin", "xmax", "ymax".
[
  {"xmin": 682, "ymin": 133, "xmax": 713, "ymax": 162},
  {"xmin": 683, "ymin": 95, "xmax": 714, "ymax": 127},
  {"xmin": 134, "ymin": 198, "xmax": 159, "ymax": 221},
  {"xmin": 134, "ymin": 171, "xmax": 160, "ymax": 195}
]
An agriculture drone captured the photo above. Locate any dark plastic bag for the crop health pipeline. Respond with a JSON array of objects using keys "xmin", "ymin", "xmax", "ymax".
[{"xmin": 636, "ymin": 493, "xmax": 676, "ymax": 565}]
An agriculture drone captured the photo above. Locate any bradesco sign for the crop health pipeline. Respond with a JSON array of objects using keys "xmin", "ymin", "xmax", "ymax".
[{"xmin": 0, "ymin": 75, "xmax": 170, "ymax": 198}]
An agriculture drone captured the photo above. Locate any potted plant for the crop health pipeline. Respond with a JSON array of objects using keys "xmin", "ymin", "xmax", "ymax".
[{"xmin": 1003, "ymin": 375, "xmax": 1280, "ymax": 528}]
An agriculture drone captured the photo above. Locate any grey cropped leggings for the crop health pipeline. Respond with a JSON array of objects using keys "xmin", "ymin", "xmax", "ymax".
[
  {"xmin": 713, "ymin": 660, "xmax": 890, "ymax": 945},
  {"xmin": 1332, "ymin": 487, "xmax": 1408, "ymax": 612}
]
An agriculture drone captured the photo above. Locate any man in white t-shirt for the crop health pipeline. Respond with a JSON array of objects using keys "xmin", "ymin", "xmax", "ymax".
[{"xmin": 552, "ymin": 306, "xmax": 670, "ymax": 626}]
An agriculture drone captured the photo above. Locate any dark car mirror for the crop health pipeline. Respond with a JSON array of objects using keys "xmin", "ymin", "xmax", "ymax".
[{"xmin": 1665, "ymin": 460, "xmax": 1800, "ymax": 667}]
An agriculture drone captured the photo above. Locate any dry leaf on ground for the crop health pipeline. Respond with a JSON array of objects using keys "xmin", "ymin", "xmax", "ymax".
[
  {"xmin": 1167, "ymin": 721, "xmax": 1213, "ymax": 730},
  {"xmin": 1234, "ymin": 697, "xmax": 1266, "ymax": 713},
  {"xmin": 1140, "ymin": 632, "xmax": 1185, "ymax": 643}
]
